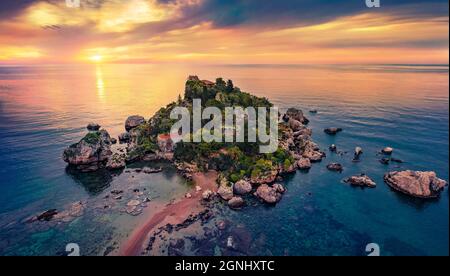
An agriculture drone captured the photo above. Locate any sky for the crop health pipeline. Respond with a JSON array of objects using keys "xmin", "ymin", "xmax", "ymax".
[{"xmin": 0, "ymin": 0, "xmax": 448, "ymax": 64}]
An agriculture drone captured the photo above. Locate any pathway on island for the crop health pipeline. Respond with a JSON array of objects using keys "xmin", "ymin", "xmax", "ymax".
[{"xmin": 120, "ymin": 171, "xmax": 218, "ymax": 256}]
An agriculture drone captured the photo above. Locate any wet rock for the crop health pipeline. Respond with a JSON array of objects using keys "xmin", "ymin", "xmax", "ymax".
[
  {"xmin": 87, "ymin": 123, "xmax": 101, "ymax": 131},
  {"xmin": 111, "ymin": 190, "xmax": 123, "ymax": 195},
  {"xmin": 353, "ymin": 147, "xmax": 363, "ymax": 161},
  {"xmin": 297, "ymin": 158, "xmax": 312, "ymax": 170},
  {"xmin": 228, "ymin": 197, "xmax": 245, "ymax": 209},
  {"xmin": 309, "ymin": 110, "xmax": 318, "ymax": 114},
  {"xmin": 36, "ymin": 209, "xmax": 58, "ymax": 222},
  {"xmin": 273, "ymin": 183, "xmax": 286, "ymax": 194},
  {"xmin": 327, "ymin": 163, "xmax": 343, "ymax": 172},
  {"xmin": 185, "ymin": 193, "xmax": 192, "ymax": 199},
  {"xmin": 382, "ymin": 147, "xmax": 394, "ymax": 155},
  {"xmin": 125, "ymin": 115, "xmax": 145, "ymax": 132},
  {"xmin": 380, "ymin": 158, "xmax": 390, "ymax": 165},
  {"xmin": 288, "ymin": 118, "xmax": 303, "ymax": 131},
  {"xmin": 344, "ymin": 174, "xmax": 376, "ymax": 188},
  {"xmin": 233, "ymin": 180, "xmax": 252, "ymax": 195},
  {"xmin": 384, "ymin": 170, "xmax": 447, "ymax": 198},
  {"xmin": 254, "ymin": 184, "xmax": 284, "ymax": 204},
  {"xmin": 329, "ymin": 144, "xmax": 337, "ymax": 152},
  {"xmin": 143, "ymin": 197, "xmax": 151, "ymax": 203},
  {"xmin": 324, "ymin": 127, "xmax": 342, "ymax": 135},
  {"xmin": 390, "ymin": 158, "xmax": 404, "ymax": 163},
  {"xmin": 63, "ymin": 129, "xmax": 112, "ymax": 172},
  {"xmin": 217, "ymin": 185, "xmax": 234, "ymax": 201}
]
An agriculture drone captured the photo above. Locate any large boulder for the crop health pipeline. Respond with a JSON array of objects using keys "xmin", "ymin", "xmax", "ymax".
[
  {"xmin": 286, "ymin": 108, "xmax": 309, "ymax": 125},
  {"xmin": 233, "ymin": 180, "xmax": 252, "ymax": 195},
  {"xmin": 344, "ymin": 174, "xmax": 376, "ymax": 188},
  {"xmin": 298, "ymin": 158, "xmax": 312, "ymax": 170},
  {"xmin": 228, "ymin": 197, "xmax": 245, "ymax": 209},
  {"xmin": 63, "ymin": 130, "xmax": 112, "ymax": 172},
  {"xmin": 254, "ymin": 184, "xmax": 284, "ymax": 204},
  {"xmin": 87, "ymin": 123, "xmax": 101, "ymax": 131},
  {"xmin": 125, "ymin": 115, "xmax": 145, "ymax": 132},
  {"xmin": 384, "ymin": 171, "xmax": 447, "ymax": 198},
  {"xmin": 218, "ymin": 184, "xmax": 234, "ymax": 201}
]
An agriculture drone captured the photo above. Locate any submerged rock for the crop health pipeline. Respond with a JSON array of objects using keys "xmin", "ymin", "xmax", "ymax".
[
  {"xmin": 384, "ymin": 170, "xmax": 447, "ymax": 198},
  {"xmin": 344, "ymin": 174, "xmax": 376, "ymax": 188},
  {"xmin": 379, "ymin": 158, "xmax": 390, "ymax": 165},
  {"xmin": 254, "ymin": 184, "xmax": 285, "ymax": 204},
  {"xmin": 233, "ymin": 180, "xmax": 252, "ymax": 195},
  {"xmin": 228, "ymin": 197, "xmax": 245, "ymax": 209},
  {"xmin": 125, "ymin": 115, "xmax": 145, "ymax": 132},
  {"xmin": 63, "ymin": 130, "xmax": 112, "ymax": 172},
  {"xmin": 324, "ymin": 127, "xmax": 342, "ymax": 135},
  {"xmin": 382, "ymin": 147, "xmax": 394, "ymax": 155},
  {"xmin": 327, "ymin": 163, "xmax": 343, "ymax": 172}
]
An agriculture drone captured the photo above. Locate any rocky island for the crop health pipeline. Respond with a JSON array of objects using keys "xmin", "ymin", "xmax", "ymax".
[
  {"xmin": 63, "ymin": 75, "xmax": 325, "ymax": 208},
  {"xmin": 58, "ymin": 75, "xmax": 448, "ymax": 256}
]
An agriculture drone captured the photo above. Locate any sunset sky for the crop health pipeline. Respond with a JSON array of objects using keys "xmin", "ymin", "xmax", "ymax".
[{"xmin": 0, "ymin": 0, "xmax": 448, "ymax": 64}]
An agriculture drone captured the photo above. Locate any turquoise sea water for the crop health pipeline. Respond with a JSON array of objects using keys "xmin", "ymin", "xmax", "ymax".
[{"xmin": 0, "ymin": 64, "xmax": 448, "ymax": 256}]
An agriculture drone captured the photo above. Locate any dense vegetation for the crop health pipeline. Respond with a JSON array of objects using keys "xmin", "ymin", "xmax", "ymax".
[{"xmin": 134, "ymin": 76, "xmax": 293, "ymax": 182}]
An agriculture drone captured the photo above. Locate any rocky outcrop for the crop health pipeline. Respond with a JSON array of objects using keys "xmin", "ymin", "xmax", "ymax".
[
  {"xmin": 233, "ymin": 180, "xmax": 252, "ymax": 195},
  {"xmin": 327, "ymin": 163, "xmax": 343, "ymax": 172},
  {"xmin": 254, "ymin": 184, "xmax": 285, "ymax": 204},
  {"xmin": 344, "ymin": 174, "xmax": 376, "ymax": 188},
  {"xmin": 228, "ymin": 197, "xmax": 245, "ymax": 209},
  {"xmin": 125, "ymin": 115, "xmax": 145, "ymax": 132},
  {"xmin": 353, "ymin": 147, "xmax": 363, "ymax": 161},
  {"xmin": 63, "ymin": 130, "xmax": 112, "ymax": 172},
  {"xmin": 324, "ymin": 127, "xmax": 342, "ymax": 135},
  {"xmin": 297, "ymin": 158, "xmax": 311, "ymax": 170},
  {"xmin": 286, "ymin": 108, "xmax": 309, "ymax": 125},
  {"xmin": 382, "ymin": 147, "xmax": 394, "ymax": 155},
  {"xmin": 384, "ymin": 170, "xmax": 447, "ymax": 198},
  {"xmin": 87, "ymin": 123, "xmax": 101, "ymax": 131}
]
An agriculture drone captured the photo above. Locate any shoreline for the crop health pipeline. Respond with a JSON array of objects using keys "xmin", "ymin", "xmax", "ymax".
[{"xmin": 119, "ymin": 171, "xmax": 218, "ymax": 256}]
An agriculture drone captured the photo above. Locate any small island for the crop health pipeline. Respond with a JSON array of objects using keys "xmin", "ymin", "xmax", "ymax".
[
  {"xmin": 59, "ymin": 75, "xmax": 447, "ymax": 255},
  {"xmin": 63, "ymin": 75, "xmax": 325, "ymax": 207}
]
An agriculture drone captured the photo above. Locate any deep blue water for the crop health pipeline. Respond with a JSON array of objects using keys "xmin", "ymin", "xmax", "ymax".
[{"xmin": 0, "ymin": 64, "xmax": 448, "ymax": 256}]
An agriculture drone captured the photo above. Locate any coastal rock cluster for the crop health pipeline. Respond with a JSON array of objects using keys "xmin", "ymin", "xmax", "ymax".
[{"xmin": 62, "ymin": 75, "xmax": 448, "ymax": 217}]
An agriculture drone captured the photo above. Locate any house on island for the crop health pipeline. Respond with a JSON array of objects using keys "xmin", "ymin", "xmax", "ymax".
[{"xmin": 187, "ymin": 75, "xmax": 215, "ymax": 87}]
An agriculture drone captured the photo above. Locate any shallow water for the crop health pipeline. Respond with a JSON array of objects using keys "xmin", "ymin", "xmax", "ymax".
[{"xmin": 0, "ymin": 64, "xmax": 448, "ymax": 256}]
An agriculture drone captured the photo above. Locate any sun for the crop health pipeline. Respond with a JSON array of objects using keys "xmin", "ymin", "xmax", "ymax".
[{"xmin": 89, "ymin": 54, "xmax": 103, "ymax": 63}]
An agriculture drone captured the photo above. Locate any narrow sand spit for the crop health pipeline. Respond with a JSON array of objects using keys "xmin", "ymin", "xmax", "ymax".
[{"xmin": 120, "ymin": 171, "xmax": 218, "ymax": 256}]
